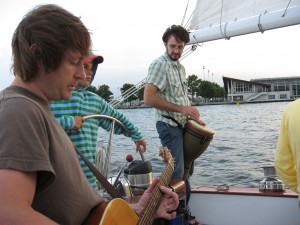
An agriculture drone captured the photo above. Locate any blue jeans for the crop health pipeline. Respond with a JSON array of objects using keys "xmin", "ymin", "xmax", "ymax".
[
  {"xmin": 156, "ymin": 121, "xmax": 184, "ymax": 179},
  {"xmin": 156, "ymin": 121, "xmax": 191, "ymax": 204}
]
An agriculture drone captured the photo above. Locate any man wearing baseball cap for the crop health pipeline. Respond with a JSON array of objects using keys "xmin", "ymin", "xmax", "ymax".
[{"xmin": 50, "ymin": 52, "xmax": 147, "ymax": 189}]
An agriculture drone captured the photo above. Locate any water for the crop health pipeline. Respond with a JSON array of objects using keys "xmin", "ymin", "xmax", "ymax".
[{"xmin": 97, "ymin": 101, "xmax": 290, "ymax": 188}]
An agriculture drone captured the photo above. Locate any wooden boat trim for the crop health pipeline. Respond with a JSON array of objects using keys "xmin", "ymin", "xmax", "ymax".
[{"xmin": 191, "ymin": 187, "xmax": 298, "ymax": 198}]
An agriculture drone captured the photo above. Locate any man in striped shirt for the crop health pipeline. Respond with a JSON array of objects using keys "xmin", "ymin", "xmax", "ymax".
[{"xmin": 50, "ymin": 54, "xmax": 147, "ymax": 189}]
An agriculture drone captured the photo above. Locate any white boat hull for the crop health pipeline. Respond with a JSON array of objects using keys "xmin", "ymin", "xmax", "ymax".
[{"xmin": 189, "ymin": 187, "xmax": 300, "ymax": 225}]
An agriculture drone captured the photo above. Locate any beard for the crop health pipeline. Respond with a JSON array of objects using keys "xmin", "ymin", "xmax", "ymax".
[{"xmin": 167, "ymin": 52, "xmax": 181, "ymax": 61}]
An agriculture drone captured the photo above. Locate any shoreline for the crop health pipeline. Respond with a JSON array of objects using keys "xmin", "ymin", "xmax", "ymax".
[{"xmin": 114, "ymin": 99, "xmax": 295, "ymax": 109}]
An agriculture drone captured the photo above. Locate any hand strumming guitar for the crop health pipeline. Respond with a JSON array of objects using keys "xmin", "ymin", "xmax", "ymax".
[{"xmin": 132, "ymin": 178, "xmax": 179, "ymax": 220}]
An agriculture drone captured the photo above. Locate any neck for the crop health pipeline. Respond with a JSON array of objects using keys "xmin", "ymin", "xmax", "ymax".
[{"xmin": 11, "ymin": 76, "xmax": 50, "ymax": 102}]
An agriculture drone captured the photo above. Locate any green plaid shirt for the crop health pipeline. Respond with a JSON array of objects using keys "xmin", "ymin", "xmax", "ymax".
[{"xmin": 146, "ymin": 53, "xmax": 190, "ymax": 127}]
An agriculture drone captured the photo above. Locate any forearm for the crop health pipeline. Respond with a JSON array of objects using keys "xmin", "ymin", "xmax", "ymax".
[
  {"xmin": 144, "ymin": 92, "xmax": 184, "ymax": 114},
  {"xmin": 0, "ymin": 170, "xmax": 59, "ymax": 225},
  {"xmin": 55, "ymin": 115, "xmax": 75, "ymax": 130},
  {"xmin": 0, "ymin": 207, "xmax": 59, "ymax": 225}
]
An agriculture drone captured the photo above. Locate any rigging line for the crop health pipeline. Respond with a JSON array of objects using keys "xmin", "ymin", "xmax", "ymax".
[
  {"xmin": 219, "ymin": 0, "xmax": 226, "ymax": 39},
  {"xmin": 111, "ymin": 84, "xmax": 145, "ymax": 108},
  {"xmin": 184, "ymin": 9, "xmax": 194, "ymax": 29},
  {"xmin": 180, "ymin": 44, "xmax": 199, "ymax": 60},
  {"xmin": 183, "ymin": 2, "xmax": 196, "ymax": 29},
  {"xmin": 180, "ymin": 49, "xmax": 193, "ymax": 59},
  {"xmin": 257, "ymin": 13, "xmax": 265, "ymax": 34},
  {"xmin": 282, "ymin": 0, "xmax": 292, "ymax": 17},
  {"xmin": 191, "ymin": 34, "xmax": 204, "ymax": 47},
  {"xmin": 181, "ymin": 0, "xmax": 190, "ymax": 26}
]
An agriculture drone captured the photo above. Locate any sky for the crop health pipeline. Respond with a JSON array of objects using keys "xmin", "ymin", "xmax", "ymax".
[{"xmin": 1, "ymin": 0, "xmax": 300, "ymax": 97}]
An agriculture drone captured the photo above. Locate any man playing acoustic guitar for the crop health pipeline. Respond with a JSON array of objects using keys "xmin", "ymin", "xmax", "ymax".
[{"xmin": 0, "ymin": 4, "xmax": 179, "ymax": 225}]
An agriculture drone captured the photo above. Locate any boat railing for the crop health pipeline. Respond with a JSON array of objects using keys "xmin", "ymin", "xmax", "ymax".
[
  {"xmin": 109, "ymin": 78, "xmax": 146, "ymax": 108},
  {"xmin": 83, "ymin": 114, "xmax": 131, "ymax": 182}
]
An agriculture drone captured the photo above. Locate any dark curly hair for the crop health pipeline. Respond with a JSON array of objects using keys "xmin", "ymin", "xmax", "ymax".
[{"xmin": 162, "ymin": 25, "xmax": 190, "ymax": 44}]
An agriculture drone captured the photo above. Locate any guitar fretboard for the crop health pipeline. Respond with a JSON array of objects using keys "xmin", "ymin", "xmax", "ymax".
[{"xmin": 137, "ymin": 162, "xmax": 174, "ymax": 225}]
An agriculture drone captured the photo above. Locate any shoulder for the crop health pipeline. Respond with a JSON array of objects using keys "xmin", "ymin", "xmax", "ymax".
[
  {"xmin": 150, "ymin": 54, "xmax": 169, "ymax": 68},
  {"xmin": 283, "ymin": 100, "xmax": 300, "ymax": 120},
  {"xmin": 285, "ymin": 99, "xmax": 300, "ymax": 112},
  {"xmin": 85, "ymin": 91, "xmax": 105, "ymax": 102},
  {"xmin": 0, "ymin": 88, "xmax": 47, "ymax": 115}
]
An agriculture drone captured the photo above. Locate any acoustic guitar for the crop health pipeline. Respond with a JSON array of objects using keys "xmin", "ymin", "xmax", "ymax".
[{"xmin": 85, "ymin": 147, "xmax": 174, "ymax": 225}]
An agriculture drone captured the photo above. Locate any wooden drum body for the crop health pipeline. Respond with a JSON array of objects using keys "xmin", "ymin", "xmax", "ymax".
[{"xmin": 183, "ymin": 120, "xmax": 214, "ymax": 181}]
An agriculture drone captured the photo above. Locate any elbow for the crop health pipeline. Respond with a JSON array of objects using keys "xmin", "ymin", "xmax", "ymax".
[
  {"xmin": 143, "ymin": 84, "xmax": 158, "ymax": 107},
  {"xmin": 143, "ymin": 96, "xmax": 150, "ymax": 106},
  {"xmin": 143, "ymin": 91, "xmax": 151, "ymax": 106},
  {"xmin": 143, "ymin": 94, "xmax": 155, "ymax": 107}
]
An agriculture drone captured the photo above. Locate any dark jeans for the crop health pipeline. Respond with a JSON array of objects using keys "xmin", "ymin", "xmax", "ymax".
[{"xmin": 156, "ymin": 121, "xmax": 191, "ymax": 205}]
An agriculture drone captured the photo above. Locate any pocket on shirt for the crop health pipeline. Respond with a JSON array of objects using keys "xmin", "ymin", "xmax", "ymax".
[{"xmin": 170, "ymin": 82, "xmax": 181, "ymax": 97}]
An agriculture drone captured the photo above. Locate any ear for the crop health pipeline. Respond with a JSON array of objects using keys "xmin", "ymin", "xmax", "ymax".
[
  {"xmin": 29, "ymin": 43, "xmax": 39, "ymax": 56},
  {"xmin": 30, "ymin": 44, "xmax": 44, "ymax": 71}
]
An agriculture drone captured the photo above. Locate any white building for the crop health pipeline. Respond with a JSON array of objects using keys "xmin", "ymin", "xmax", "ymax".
[{"xmin": 223, "ymin": 76, "xmax": 300, "ymax": 102}]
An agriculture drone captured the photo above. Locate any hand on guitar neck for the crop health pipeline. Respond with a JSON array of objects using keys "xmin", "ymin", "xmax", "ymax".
[
  {"xmin": 96, "ymin": 147, "xmax": 179, "ymax": 225},
  {"xmin": 159, "ymin": 147, "xmax": 184, "ymax": 190}
]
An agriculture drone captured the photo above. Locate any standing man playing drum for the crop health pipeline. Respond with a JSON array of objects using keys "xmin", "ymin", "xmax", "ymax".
[{"xmin": 144, "ymin": 24, "xmax": 205, "ymax": 225}]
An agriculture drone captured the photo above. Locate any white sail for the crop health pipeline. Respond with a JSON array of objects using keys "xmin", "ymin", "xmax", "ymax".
[{"xmin": 187, "ymin": 0, "xmax": 300, "ymax": 44}]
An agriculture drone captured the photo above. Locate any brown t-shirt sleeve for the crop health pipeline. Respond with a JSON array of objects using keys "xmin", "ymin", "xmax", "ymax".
[{"xmin": 0, "ymin": 96, "xmax": 55, "ymax": 190}]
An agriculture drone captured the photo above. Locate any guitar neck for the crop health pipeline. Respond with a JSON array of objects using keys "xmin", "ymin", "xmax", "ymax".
[{"xmin": 137, "ymin": 163, "xmax": 173, "ymax": 225}]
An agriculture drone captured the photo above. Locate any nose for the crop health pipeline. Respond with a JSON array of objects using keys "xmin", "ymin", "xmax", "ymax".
[
  {"xmin": 76, "ymin": 64, "xmax": 86, "ymax": 80},
  {"xmin": 174, "ymin": 47, "xmax": 182, "ymax": 53}
]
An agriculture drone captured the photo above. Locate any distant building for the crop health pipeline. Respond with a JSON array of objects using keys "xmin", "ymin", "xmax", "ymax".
[{"xmin": 223, "ymin": 76, "xmax": 300, "ymax": 102}]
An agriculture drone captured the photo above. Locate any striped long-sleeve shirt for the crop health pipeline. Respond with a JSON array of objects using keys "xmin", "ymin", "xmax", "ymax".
[{"xmin": 50, "ymin": 89, "xmax": 143, "ymax": 188}]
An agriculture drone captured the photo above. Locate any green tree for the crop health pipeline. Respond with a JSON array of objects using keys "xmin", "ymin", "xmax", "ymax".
[
  {"xmin": 86, "ymin": 85, "xmax": 97, "ymax": 93},
  {"xmin": 187, "ymin": 74, "xmax": 201, "ymax": 101},
  {"xmin": 97, "ymin": 84, "xmax": 114, "ymax": 102},
  {"xmin": 86, "ymin": 84, "xmax": 113, "ymax": 102},
  {"xmin": 197, "ymin": 81, "xmax": 216, "ymax": 101},
  {"xmin": 137, "ymin": 86, "xmax": 145, "ymax": 101},
  {"xmin": 212, "ymin": 83, "xmax": 225, "ymax": 99},
  {"xmin": 120, "ymin": 83, "xmax": 138, "ymax": 106}
]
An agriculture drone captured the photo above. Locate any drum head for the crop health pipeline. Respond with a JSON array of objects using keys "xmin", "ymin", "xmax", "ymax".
[{"xmin": 185, "ymin": 120, "xmax": 214, "ymax": 139}]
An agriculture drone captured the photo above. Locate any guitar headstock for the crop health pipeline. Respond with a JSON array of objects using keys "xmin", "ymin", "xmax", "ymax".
[{"xmin": 159, "ymin": 146, "xmax": 175, "ymax": 167}]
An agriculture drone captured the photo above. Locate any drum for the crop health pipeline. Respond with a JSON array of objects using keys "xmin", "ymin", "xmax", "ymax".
[{"xmin": 183, "ymin": 120, "xmax": 214, "ymax": 181}]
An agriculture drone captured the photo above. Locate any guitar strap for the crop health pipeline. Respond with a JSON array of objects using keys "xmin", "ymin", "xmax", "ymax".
[
  {"xmin": 74, "ymin": 146, "xmax": 122, "ymax": 199},
  {"xmin": 162, "ymin": 115, "xmax": 185, "ymax": 129}
]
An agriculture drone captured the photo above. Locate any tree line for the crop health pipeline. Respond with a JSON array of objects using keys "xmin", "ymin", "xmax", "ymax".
[{"xmin": 86, "ymin": 74, "xmax": 225, "ymax": 104}]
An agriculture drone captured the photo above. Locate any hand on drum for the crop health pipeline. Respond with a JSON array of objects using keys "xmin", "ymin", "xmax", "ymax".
[
  {"xmin": 194, "ymin": 117, "xmax": 206, "ymax": 126},
  {"xmin": 183, "ymin": 106, "xmax": 206, "ymax": 126}
]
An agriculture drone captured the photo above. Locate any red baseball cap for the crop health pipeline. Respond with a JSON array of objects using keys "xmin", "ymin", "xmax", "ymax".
[
  {"xmin": 83, "ymin": 55, "xmax": 104, "ymax": 65},
  {"xmin": 83, "ymin": 54, "xmax": 104, "ymax": 84}
]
